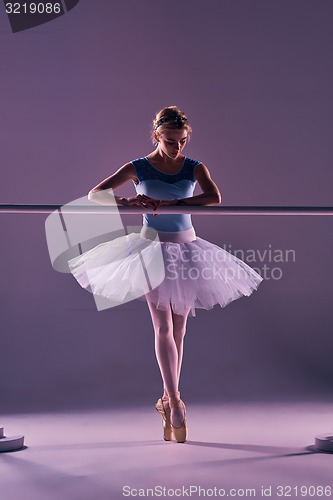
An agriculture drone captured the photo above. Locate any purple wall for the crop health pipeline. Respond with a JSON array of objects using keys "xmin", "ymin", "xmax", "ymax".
[{"xmin": 1, "ymin": 0, "xmax": 333, "ymax": 412}]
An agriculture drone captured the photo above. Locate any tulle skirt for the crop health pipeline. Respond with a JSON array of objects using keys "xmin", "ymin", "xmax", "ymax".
[{"xmin": 67, "ymin": 226, "xmax": 263, "ymax": 317}]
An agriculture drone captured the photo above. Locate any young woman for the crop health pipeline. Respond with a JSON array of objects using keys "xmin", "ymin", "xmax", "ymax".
[{"xmin": 68, "ymin": 106, "xmax": 263, "ymax": 444}]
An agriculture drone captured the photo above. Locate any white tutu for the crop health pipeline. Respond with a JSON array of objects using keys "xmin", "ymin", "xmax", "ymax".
[{"xmin": 67, "ymin": 226, "xmax": 263, "ymax": 317}]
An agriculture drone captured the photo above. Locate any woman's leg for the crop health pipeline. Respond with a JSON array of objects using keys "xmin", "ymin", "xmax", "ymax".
[
  {"xmin": 147, "ymin": 299, "xmax": 178, "ymax": 393},
  {"xmin": 147, "ymin": 299, "xmax": 185, "ymax": 428},
  {"xmin": 161, "ymin": 309, "xmax": 190, "ymax": 394},
  {"xmin": 171, "ymin": 307, "xmax": 190, "ymax": 388},
  {"xmin": 161, "ymin": 308, "xmax": 190, "ymax": 408}
]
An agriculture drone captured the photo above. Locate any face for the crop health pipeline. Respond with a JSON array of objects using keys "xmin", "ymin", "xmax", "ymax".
[{"xmin": 156, "ymin": 129, "xmax": 188, "ymax": 159}]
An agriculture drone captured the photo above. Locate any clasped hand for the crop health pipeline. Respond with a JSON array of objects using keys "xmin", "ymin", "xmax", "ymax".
[{"xmin": 124, "ymin": 195, "xmax": 176, "ymax": 215}]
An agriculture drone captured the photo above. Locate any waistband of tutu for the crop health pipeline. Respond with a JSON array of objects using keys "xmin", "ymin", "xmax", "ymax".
[{"xmin": 140, "ymin": 226, "xmax": 196, "ymax": 243}]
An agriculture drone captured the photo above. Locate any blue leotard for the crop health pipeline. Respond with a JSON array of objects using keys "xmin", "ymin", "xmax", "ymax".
[{"xmin": 131, "ymin": 156, "xmax": 202, "ymax": 232}]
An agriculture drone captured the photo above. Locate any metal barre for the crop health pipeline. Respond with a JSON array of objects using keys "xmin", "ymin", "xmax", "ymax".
[{"xmin": 1, "ymin": 204, "xmax": 333, "ymax": 215}]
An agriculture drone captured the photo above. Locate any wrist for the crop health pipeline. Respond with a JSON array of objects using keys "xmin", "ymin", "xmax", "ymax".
[
  {"xmin": 176, "ymin": 199, "xmax": 187, "ymax": 206},
  {"xmin": 117, "ymin": 197, "xmax": 128, "ymax": 206}
]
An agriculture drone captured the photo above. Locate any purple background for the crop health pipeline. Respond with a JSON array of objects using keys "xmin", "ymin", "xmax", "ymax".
[{"xmin": 1, "ymin": 0, "xmax": 332, "ymax": 413}]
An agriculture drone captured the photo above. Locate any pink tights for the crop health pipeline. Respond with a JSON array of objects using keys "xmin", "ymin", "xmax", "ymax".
[{"xmin": 146, "ymin": 299, "xmax": 190, "ymax": 426}]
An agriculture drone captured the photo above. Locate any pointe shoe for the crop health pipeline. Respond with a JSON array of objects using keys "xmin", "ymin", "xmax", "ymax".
[
  {"xmin": 155, "ymin": 390, "xmax": 172, "ymax": 441},
  {"xmin": 167, "ymin": 390, "xmax": 188, "ymax": 443}
]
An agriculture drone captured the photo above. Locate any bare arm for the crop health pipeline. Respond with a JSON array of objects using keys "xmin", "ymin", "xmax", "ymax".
[
  {"xmin": 185, "ymin": 162, "xmax": 221, "ymax": 204},
  {"xmin": 87, "ymin": 162, "xmax": 136, "ymax": 206}
]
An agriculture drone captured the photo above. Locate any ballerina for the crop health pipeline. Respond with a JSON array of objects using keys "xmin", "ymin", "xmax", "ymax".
[{"xmin": 68, "ymin": 105, "xmax": 263, "ymax": 443}]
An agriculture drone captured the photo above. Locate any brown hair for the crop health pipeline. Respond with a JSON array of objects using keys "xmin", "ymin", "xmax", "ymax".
[{"xmin": 151, "ymin": 105, "xmax": 192, "ymax": 145}]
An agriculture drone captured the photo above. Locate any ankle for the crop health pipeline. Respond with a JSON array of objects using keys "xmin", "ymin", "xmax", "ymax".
[
  {"xmin": 167, "ymin": 390, "xmax": 182, "ymax": 408},
  {"xmin": 162, "ymin": 388, "xmax": 168, "ymax": 400},
  {"xmin": 166, "ymin": 390, "xmax": 180, "ymax": 398}
]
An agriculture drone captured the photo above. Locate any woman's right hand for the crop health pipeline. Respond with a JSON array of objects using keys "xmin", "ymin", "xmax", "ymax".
[
  {"xmin": 124, "ymin": 195, "xmax": 142, "ymax": 206},
  {"xmin": 120, "ymin": 195, "xmax": 160, "ymax": 215}
]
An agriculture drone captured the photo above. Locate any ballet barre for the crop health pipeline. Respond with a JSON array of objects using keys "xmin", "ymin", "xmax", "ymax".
[{"xmin": 1, "ymin": 204, "xmax": 333, "ymax": 215}]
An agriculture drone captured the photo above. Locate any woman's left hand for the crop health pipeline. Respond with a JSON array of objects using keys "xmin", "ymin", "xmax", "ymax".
[
  {"xmin": 151, "ymin": 199, "xmax": 177, "ymax": 216},
  {"xmin": 154, "ymin": 199, "xmax": 176, "ymax": 209},
  {"xmin": 153, "ymin": 200, "xmax": 176, "ymax": 215},
  {"xmin": 138, "ymin": 197, "xmax": 176, "ymax": 215}
]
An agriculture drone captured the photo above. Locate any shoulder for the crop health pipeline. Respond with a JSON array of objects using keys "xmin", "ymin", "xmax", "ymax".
[
  {"xmin": 131, "ymin": 157, "xmax": 148, "ymax": 172},
  {"xmin": 184, "ymin": 157, "xmax": 201, "ymax": 172},
  {"xmin": 113, "ymin": 161, "xmax": 138, "ymax": 184},
  {"xmin": 117, "ymin": 161, "xmax": 137, "ymax": 179},
  {"xmin": 193, "ymin": 162, "xmax": 213, "ymax": 181},
  {"xmin": 185, "ymin": 157, "xmax": 202, "ymax": 167},
  {"xmin": 186, "ymin": 157, "xmax": 206, "ymax": 178},
  {"xmin": 131, "ymin": 157, "xmax": 144, "ymax": 166},
  {"xmin": 122, "ymin": 161, "xmax": 136, "ymax": 171}
]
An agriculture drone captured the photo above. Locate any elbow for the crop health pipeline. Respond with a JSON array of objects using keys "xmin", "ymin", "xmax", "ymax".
[
  {"xmin": 214, "ymin": 191, "xmax": 222, "ymax": 205},
  {"xmin": 205, "ymin": 191, "xmax": 221, "ymax": 206},
  {"xmin": 87, "ymin": 189, "xmax": 98, "ymax": 201}
]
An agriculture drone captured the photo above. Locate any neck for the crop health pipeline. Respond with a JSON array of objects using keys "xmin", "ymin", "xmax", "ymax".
[{"xmin": 153, "ymin": 147, "xmax": 183, "ymax": 165}]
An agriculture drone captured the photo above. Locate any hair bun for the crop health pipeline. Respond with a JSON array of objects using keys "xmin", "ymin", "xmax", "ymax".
[{"xmin": 151, "ymin": 106, "xmax": 192, "ymax": 145}]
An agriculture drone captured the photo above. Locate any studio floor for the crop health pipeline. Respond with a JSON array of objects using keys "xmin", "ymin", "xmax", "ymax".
[{"xmin": 1, "ymin": 402, "xmax": 332, "ymax": 500}]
